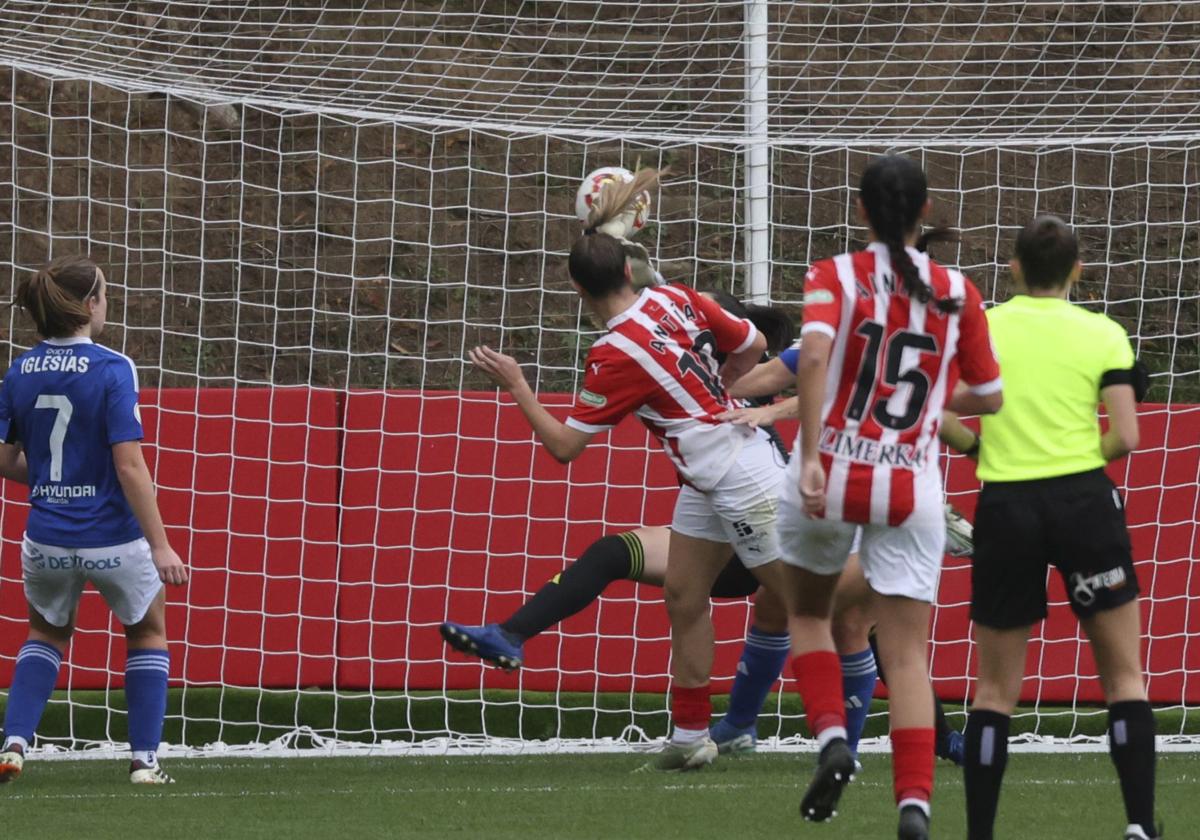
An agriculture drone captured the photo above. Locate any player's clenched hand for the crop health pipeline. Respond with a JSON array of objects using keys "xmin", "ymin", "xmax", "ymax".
[
  {"xmin": 469, "ymin": 346, "xmax": 528, "ymax": 393},
  {"xmin": 152, "ymin": 545, "xmax": 189, "ymax": 586},
  {"xmin": 799, "ymin": 457, "xmax": 826, "ymax": 518},
  {"xmin": 716, "ymin": 404, "xmax": 777, "ymax": 430}
]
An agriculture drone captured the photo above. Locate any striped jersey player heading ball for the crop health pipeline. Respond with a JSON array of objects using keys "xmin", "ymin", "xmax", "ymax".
[{"xmin": 565, "ymin": 281, "xmax": 763, "ymax": 491}]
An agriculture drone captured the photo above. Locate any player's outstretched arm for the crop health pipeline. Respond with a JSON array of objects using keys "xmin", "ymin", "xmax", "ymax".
[
  {"xmin": 0, "ymin": 442, "xmax": 28, "ymax": 485},
  {"xmin": 469, "ymin": 345, "xmax": 593, "ymax": 464},
  {"xmin": 727, "ymin": 356, "xmax": 793, "ymax": 399},
  {"xmin": 113, "ymin": 441, "xmax": 189, "ymax": 586},
  {"xmin": 718, "ymin": 331, "xmax": 767, "ymax": 390}
]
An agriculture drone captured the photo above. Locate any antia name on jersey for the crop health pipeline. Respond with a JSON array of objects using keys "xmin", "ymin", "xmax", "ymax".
[
  {"xmin": 20, "ymin": 348, "xmax": 90, "ymax": 375},
  {"xmin": 854, "ymin": 269, "xmax": 959, "ymax": 310},
  {"xmin": 819, "ymin": 427, "xmax": 927, "ymax": 470},
  {"xmin": 646, "ymin": 305, "xmax": 692, "ymax": 352}
]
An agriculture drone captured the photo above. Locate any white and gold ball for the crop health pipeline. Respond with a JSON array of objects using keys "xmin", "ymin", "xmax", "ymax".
[{"xmin": 574, "ymin": 166, "xmax": 651, "ymax": 239}]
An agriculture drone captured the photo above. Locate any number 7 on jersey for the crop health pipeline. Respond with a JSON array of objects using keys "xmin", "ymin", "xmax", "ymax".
[{"xmin": 35, "ymin": 394, "xmax": 73, "ymax": 481}]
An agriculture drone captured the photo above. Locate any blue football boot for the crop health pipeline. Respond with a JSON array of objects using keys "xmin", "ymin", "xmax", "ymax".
[{"xmin": 439, "ymin": 621, "xmax": 524, "ymax": 671}]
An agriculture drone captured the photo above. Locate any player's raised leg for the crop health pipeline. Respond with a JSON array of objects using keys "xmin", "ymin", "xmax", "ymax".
[{"xmin": 441, "ymin": 528, "xmax": 665, "ymax": 671}]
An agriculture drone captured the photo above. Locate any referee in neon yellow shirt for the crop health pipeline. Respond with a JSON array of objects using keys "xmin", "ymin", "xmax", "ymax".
[{"xmin": 944, "ymin": 216, "xmax": 1157, "ymax": 840}]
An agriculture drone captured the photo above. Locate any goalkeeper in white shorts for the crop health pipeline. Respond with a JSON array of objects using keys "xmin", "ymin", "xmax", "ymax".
[{"xmin": 0, "ymin": 256, "xmax": 188, "ymax": 785}]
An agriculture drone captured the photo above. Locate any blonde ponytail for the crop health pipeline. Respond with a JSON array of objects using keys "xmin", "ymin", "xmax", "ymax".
[{"xmin": 584, "ymin": 168, "xmax": 664, "ymax": 235}]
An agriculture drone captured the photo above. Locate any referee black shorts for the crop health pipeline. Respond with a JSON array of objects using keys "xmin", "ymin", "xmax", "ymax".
[{"xmin": 971, "ymin": 468, "xmax": 1139, "ymax": 629}]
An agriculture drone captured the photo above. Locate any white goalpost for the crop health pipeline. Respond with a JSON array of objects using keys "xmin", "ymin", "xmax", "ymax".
[{"xmin": 0, "ymin": 2, "xmax": 1197, "ymax": 757}]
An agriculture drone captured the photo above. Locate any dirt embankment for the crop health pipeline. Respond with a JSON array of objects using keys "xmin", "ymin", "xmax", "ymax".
[{"xmin": 0, "ymin": 3, "xmax": 1194, "ymax": 398}]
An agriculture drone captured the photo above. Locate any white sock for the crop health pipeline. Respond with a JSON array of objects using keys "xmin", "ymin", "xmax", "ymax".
[
  {"xmin": 671, "ymin": 726, "xmax": 708, "ymax": 745},
  {"xmin": 132, "ymin": 750, "xmax": 158, "ymax": 767},
  {"xmin": 3, "ymin": 736, "xmax": 28, "ymax": 752},
  {"xmin": 899, "ymin": 797, "xmax": 931, "ymax": 818},
  {"xmin": 817, "ymin": 725, "xmax": 848, "ymax": 752}
]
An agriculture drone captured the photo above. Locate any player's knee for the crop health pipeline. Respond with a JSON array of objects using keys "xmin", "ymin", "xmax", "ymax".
[
  {"xmin": 28, "ymin": 626, "xmax": 71, "ymax": 651},
  {"xmin": 787, "ymin": 613, "xmax": 831, "ymax": 643},
  {"xmin": 126, "ymin": 628, "xmax": 167, "ymax": 649},
  {"xmin": 831, "ymin": 604, "xmax": 872, "ymax": 653},
  {"xmin": 663, "ymin": 581, "xmax": 705, "ymax": 623},
  {"xmin": 751, "ymin": 587, "xmax": 787, "ymax": 632},
  {"xmin": 124, "ymin": 609, "xmax": 167, "ymax": 645},
  {"xmin": 971, "ymin": 676, "xmax": 1020, "ymax": 716},
  {"xmin": 752, "ymin": 610, "xmax": 787, "ymax": 635}
]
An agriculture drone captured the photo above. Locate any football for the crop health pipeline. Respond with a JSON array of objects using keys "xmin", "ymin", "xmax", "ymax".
[{"xmin": 574, "ymin": 166, "xmax": 652, "ymax": 239}]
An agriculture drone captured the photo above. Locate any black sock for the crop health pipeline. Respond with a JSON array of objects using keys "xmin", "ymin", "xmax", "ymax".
[
  {"xmin": 934, "ymin": 693, "xmax": 952, "ymax": 749},
  {"xmin": 709, "ymin": 554, "xmax": 759, "ymax": 598},
  {"xmin": 869, "ymin": 633, "xmax": 886, "ymax": 683},
  {"xmin": 964, "ymin": 709, "xmax": 1010, "ymax": 840},
  {"xmin": 1108, "ymin": 700, "xmax": 1157, "ymax": 836},
  {"xmin": 499, "ymin": 533, "xmax": 638, "ymax": 641}
]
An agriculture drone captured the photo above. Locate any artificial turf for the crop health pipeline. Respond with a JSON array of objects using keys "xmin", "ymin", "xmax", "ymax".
[
  {"xmin": 3, "ymin": 689, "xmax": 1196, "ymax": 837},
  {"xmin": 1, "ymin": 751, "xmax": 1195, "ymax": 839}
]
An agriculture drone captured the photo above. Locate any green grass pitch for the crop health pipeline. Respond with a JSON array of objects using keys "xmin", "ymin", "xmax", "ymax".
[{"xmin": 1, "ymin": 752, "xmax": 1196, "ymax": 839}]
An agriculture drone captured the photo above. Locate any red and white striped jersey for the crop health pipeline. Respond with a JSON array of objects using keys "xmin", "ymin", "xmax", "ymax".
[
  {"xmin": 797, "ymin": 242, "xmax": 1001, "ymax": 526},
  {"xmin": 566, "ymin": 284, "xmax": 759, "ymax": 490}
]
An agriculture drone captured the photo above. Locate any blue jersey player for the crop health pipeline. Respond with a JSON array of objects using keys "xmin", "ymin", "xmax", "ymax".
[{"xmin": 0, "ymin": 256, "xmax": 188, "ymax": 785}]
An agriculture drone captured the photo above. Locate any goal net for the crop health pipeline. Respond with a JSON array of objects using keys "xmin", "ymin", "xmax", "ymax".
[{"xmin": 0, "ymin": 1, "xmax": 1196, "ymax": 756}]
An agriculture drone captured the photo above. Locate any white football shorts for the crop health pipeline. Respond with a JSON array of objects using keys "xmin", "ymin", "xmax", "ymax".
[
  {"xmin": 776, "ymin": 481, "xmax": 945, "ymax": 603},
  {"xmin": 671, "ymin": 433, "xmax": 785, "ymax": 568},
  {"xmin": 22, "ymin": 535, "xmax": 162, "ymax": 627}
]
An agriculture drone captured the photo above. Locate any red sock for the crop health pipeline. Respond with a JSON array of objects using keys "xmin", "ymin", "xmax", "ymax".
[
  {"xmin": 671, "ymin": 684, "xmax": 712, "ymax": 731},
  {"xmin": 790, "ymin": 651, "xmax": 846, "ymax": 737},
  {"xmin": 892, "ymin": 727, "xmax": 936, "ymax": 804}
]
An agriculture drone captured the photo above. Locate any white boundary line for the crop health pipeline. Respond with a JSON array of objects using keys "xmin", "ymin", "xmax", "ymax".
[{"xmin": 22, "ymin": 731, "xmax": 1200, "ymax": 761}]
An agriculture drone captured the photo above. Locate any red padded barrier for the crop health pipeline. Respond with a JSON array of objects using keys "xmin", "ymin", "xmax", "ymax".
[
  {"xmin": 0, "ymin": 388, "xmax": 340, "ymax": 689},
  {"xmin": 0, "ymin": 389, "xmax": 1195, "ymax": 705}
]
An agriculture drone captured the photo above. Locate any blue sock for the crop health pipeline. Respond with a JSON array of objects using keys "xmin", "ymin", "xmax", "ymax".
[
  {"xmin": 125, "ymin": 649, "xmax": 170, "ymax": 757},
  {"xmin": 841, "ymin": 647, "xmax": 878, "ymax": 754},
  {"xmin": 723, "ymin": 626, "xmax": 791, "ymax": 728},
  {"xmin": 2, "ymin": 640, "xmax": 63, "ymax": 747}
]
